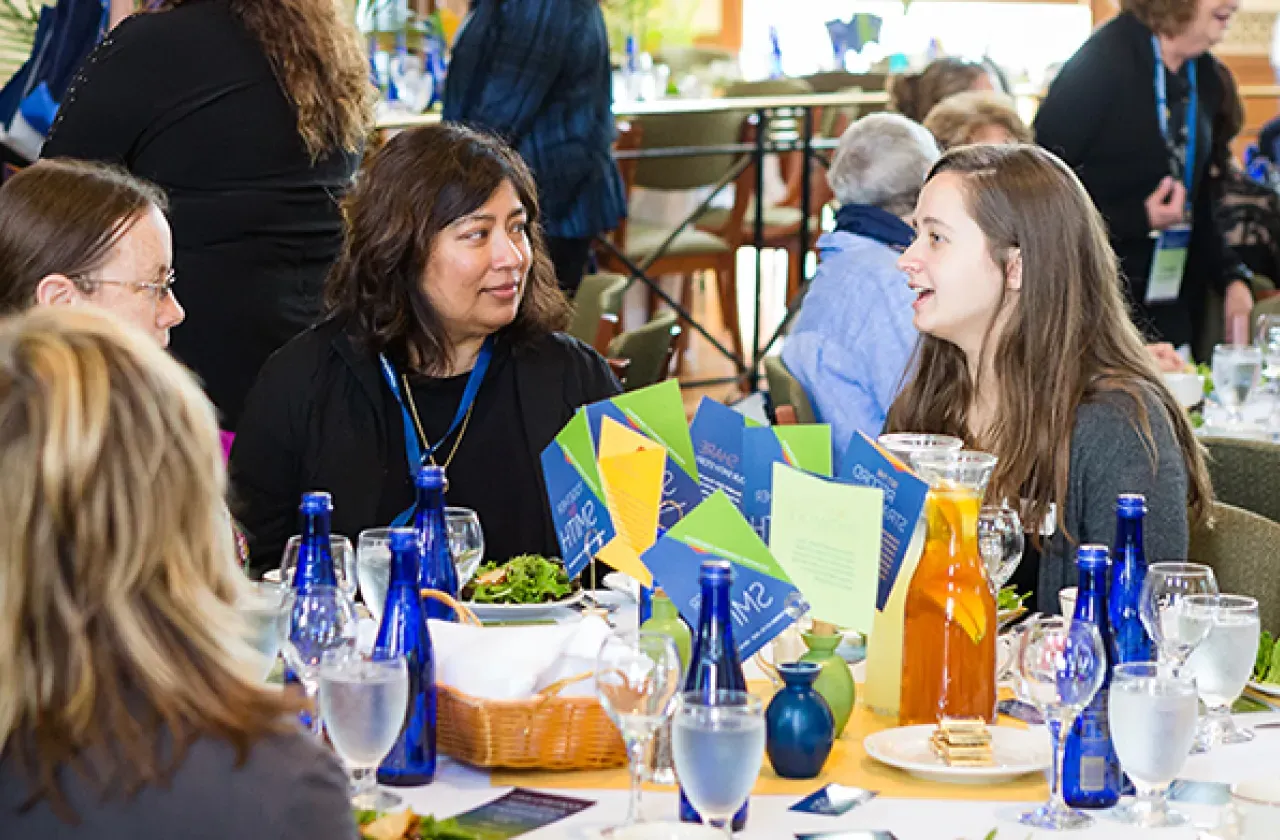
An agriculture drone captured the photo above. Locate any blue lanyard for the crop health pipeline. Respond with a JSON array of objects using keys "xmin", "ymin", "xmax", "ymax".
[
  {"xmin": 1152, "ymin": 35, "xmax": 1198, "ymax": 206},
  {"xmin": 379, "ymin": 336, "xmax": 494, "ymax": 525}
]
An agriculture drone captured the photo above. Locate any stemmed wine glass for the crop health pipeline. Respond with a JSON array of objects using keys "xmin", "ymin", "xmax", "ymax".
[
  {"xmin": 319, "ymin": 650, "xmax": 409, "ymax": 810},
  {"xmin": 1183, "ymin": 594, "xmax": 1261, "ymax": 750},
  {"xmin": 1108, "ymin": 662, "xmax": 1200, "ymax": 827},
  {"xmin": 445, "ymin": 507, "xmax": 485, "ymax": 587},
  {"xmin": 238, "ymin": 581, "xmax": 287, "ymax": 681},
  {"xmin": 671, "ymin": 691, "xmax": 766, "ymax": 839},
  {"xmin": 1140, "ymin": 562, "xmax": 1219, "ymax": 674},
  {"xmin": 281, "ymin": 535, "xmax": 358, "ymax": 602},
  {"xmin": 279, "ymin": 584, "xmax": 358, "ymax": 736},
  {"xmin": 978, "ymin": 505, "xmax": 1024, "ymax": 596},
  {"xmin": 1016, "ymin": 616, "xmax": 1107, "ymax": 830},
  {"xmin": 594, "ymin": 630, "xmax": 682, "ymax": 833},
  {"xmin": 1211, "ymin": 343, "xmax": 1263, "ymax": 427}
]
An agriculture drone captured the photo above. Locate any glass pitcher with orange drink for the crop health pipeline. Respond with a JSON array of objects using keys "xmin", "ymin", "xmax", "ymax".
[{"xmin": 899, "ymin": 450, "xmax": 999, "ymax": 725}]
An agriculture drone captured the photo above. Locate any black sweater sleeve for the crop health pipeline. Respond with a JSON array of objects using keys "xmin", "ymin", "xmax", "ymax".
[{"xmin": 42, "ymin": 14, "xmax": 161, "ymax": 165}]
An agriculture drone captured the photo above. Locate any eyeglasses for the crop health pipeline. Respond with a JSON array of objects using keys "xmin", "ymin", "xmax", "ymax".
[{"xmin": 72, "ymin": 268, "xmax": 177, "ymax": 303}]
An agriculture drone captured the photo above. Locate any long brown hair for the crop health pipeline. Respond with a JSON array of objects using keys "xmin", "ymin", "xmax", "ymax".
[
  {"xmin": 153, "ymin": 0, "xmax": 374, "ymax": 158},
  {"xmin": 325, "ymin": 123, "xmax": 569, "ymax": 373},
  {"xmin": 0, "ymin": 159, "xmax": 167, "ymax": 314},
  {"xmin": 0, "ymin": 308, "xmax": 301, "ymax": 821},
  {"xmin": 885, "ymin": 144, "xmax": 1211, "ymax": 535}
]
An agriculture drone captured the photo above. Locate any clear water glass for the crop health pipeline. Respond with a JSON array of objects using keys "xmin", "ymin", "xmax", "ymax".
[
  {"xmin": 281, "ymin": 535, "xmax": 357, "ymax": 601},
  {"xmin": 238, "ymin": 581, "xmax": 286, "ymax": 681},
  {"xmin": 1109, "ymin": 662, "xmax": 1199, "ymax": 827},
  {"xmin": 319, "ymin": 651, "xmax": 409, "ymax": 810},
  {"xmin": 1256, "ymin": 314, "xmax": 1280, "ymax": 388},
  {"xmin": 671, "ymin": 690, "xmax": 766, "ymax": 839},
  {"xmin": 278, "ymin": 584, "xmax": 358, "ymax": 736},
  {"xmin": 1183, "ymin": 594, "xmax": 1260, "ymax": 750},
  {"xmin": 1140, "ymin": 562, "xmax": 1219, "ymax": 673},
  {"xmin": 356, "ymin": 508, "xmax": 484, "ymax": 624},
  {"xmin": 1212, "ymin": 343, "xmax": 1264, "ymax": 426},
  {"xmin": 1016, "ymin": 616, "xmax": 1107, "ymax": 830},
  {"xmin": 595, "ymin": 630, "xmax": 682, "ymax": 833},
  {"xmin": 978, "ymin": 505, "xmax": 1024, "ymax": 595}
]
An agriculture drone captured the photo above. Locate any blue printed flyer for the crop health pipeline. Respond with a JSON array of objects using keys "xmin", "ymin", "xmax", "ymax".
[
  {"xmin": 540, "ymin": 410, "xmax": 616, "ymax": 578},
  {"xmin": 689, "ymin": 397, "xmax": 760, "ymax": 510},
  {"xmin": 451, "ymin": 788, "xmax": 596, "ymax": 839},
  {"xmin": 838, "ymin": 431, "xmax": 928, "ymax": 610},
  {"xmin": 641, "ymin": 491, "xmax": 798, "ymax": 660}
]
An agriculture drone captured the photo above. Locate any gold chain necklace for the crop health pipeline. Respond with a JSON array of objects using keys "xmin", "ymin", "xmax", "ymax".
[{"xmin": 402, "ymin": 372, "xmax": 475, "ymax": 476}]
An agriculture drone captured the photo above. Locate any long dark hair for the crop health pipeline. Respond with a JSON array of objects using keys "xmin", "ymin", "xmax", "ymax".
[
  {"xmin": 885, "ymin": 145, "xmax": 1211, "ymax": 535},
  {"xmin": 324, "ymin": 123, "xmax": 569, "ymax": 372},
  {"xmin": 0, "ymin": 159, "xmax": 167, "ymax": 314}
]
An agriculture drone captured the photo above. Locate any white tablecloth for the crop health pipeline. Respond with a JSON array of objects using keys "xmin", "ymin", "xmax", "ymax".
[{"xmin": 398, "ymin": 714, "xmax": 1280, "ymax": 839}]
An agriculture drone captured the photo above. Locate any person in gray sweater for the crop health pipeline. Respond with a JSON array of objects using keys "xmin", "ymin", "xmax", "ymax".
[
  {"xmin": 886, "ymin": 144, "xmax": 1213, "ymax": 615},
  {"xmin": 0, "ymin": 308, "xmax": 356, "ymax": 840}
]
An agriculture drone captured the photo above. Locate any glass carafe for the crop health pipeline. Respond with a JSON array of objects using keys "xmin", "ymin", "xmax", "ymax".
[{"xmin": 899, "ymin": 450, "xmax": 999, "ymax": 725}]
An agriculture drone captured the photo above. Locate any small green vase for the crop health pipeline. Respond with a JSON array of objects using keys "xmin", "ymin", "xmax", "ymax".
[{"xmin": 799, "ymin": 630, "xmax": 855, "ymax": 737}]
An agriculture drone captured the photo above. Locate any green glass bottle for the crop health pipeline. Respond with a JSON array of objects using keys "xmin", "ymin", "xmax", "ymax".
[{"xmin": 799, "ymin": 625, "xmax": 856, "ymax": 737}]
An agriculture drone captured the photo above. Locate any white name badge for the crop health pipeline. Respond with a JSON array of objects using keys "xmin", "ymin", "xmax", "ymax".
[{"xmin": 1146, "ymin": 224, "xmax": 1191, "ymax": 304}]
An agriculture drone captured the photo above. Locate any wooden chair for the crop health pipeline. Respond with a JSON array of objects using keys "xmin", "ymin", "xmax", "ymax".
[
  {"xmin": 600, "ymin": 113, "xmax": 748, "ymax": 360},
  {"xmin": 762, "ymin": 355, "xmax": 817, "ymax": 425},
  {"xmin": 1201, "ymin": 436, "xmax": 1280, "ymax": 524},
  {"xmin": 607, "ymin": 311, "xmax": 681, "ymax": 391},
  {"xmin": 1191, "ymin": 500, "xmax": 1280, "ymax": 633},
  {"xmin": 567, "ymin": 272, "xmax": 628, "ymax": 355}
]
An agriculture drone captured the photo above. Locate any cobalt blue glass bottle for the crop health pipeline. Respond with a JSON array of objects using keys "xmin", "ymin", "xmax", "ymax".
[
  {"xmin": 375, "ymin": 527, "xmax": 437, "ymax": 786},
  {"xmin": 414, "ymin": 465, "xmax": 457, "ymax": 621},
  {"xmin": 1109, "ymin": 494, "xmax": 1154, "ymax": 664},
  {"xmin": 1063, "ymin": 545, "xmax": 1121, "ymax": 809},
  {"xmin": 293, "ymin": 491, "xmax": 338, "ymax": 591},
  {"xmin": 679, "ymin": 559, "xmax": 748, "ymax": 831}
]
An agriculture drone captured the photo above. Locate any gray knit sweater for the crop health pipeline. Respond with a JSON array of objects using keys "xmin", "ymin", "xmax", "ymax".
[{"xmin": 1035, "ymin": 384, "xmax": 1190, "ymax": 614}]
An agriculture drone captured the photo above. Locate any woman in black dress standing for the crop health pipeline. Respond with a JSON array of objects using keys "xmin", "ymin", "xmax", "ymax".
[
  {"xmin": 1034, "ymin": 0, "xmax": 1252, "ymax": 355},
  {"xmin": 43, "ymin": 0, "xmax": 375, "ymax": 430}
]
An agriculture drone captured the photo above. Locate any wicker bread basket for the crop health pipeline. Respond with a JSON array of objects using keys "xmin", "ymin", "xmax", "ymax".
[{"xmin": 423, "ymin": 589, "xmax": 627, "ymax": 771}]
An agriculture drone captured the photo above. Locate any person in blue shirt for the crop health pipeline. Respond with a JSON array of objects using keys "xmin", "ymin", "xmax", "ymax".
[
  {"xmin": 442, "ymin": 0, "xmax": 626, "ymax": 295},
  {"xmin": 781, "ymin": 113, "xmax": 939, "ymax": 469}
]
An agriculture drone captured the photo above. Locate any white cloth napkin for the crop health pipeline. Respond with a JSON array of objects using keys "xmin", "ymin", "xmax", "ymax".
[{"xmin": 429, "ymin": 615, "xmax": 612, "ymax": 700}]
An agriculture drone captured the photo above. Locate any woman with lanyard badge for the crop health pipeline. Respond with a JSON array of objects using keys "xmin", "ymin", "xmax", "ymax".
[
  {"xmin": 1034, "ymin": 0, "xmax": 1252, "ymax": 360},
  {"xmin": 229, "ymin": 124, "xmax": 621, "ymax": 578}
]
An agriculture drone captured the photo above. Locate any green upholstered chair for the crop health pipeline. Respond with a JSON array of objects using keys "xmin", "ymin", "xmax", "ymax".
[
  {"xmin": 763, "ymin": 354, "xmax": 817, "ymax": 425},
  {"xmin": 1201, "ymin": 436, "xmax": 1280, "ymax": 525},
  {"xmin": 607, "ymin": 312, "xmax": 681, "ymax": 392},
  {"xmin": 1190, "ymin": 500, "xmax": 1280, "ymax": 634}
]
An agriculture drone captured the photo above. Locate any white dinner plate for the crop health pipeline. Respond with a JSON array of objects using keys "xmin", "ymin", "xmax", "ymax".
[
  {"xmin": 863, "ymin": 724, "xmax": 1050, "ymax": 785},
  {"xmin": 1249, "ymin": 680, "xmax": 1280, "ymax": 698},
  {"xmin": 463, "ymin": 590, "xmax": 585, "ymax": 621}
]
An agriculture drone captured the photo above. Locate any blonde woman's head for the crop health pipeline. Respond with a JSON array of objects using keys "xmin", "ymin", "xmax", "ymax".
[
  {"xmin": 0, "ymin": 308, "xmax": 297, "ymax": 819},
  {"xmin": 922, "ymin": 91, "xmax": 1033, "ymax": 150}
]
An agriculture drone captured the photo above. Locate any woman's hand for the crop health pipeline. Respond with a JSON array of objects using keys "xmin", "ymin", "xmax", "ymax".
[
  {"xmin": 1223, "ymin": 279, "xmax": 1255, "ymax": 344},
  {"xmin": 1145, "ymin": 176, "xmax": 1187, "ymax": 231},
  {"xmin": 1145, "ymin": 342, "xmax": 1190, "ymax": 373}
]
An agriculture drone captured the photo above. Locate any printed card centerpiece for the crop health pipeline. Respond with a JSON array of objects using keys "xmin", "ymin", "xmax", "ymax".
[
  {"xmin": 839, "ymin": 432, "xmax": 929, "ymax": 610},
  {"xmin": 742, "ymin": 424, "xmax": 833, "ymax": 543},
  {"xmin": 540, "ymin": 410, "xmax": 617, "ymax": 579},
  {"xmin": 641, "ymin": 491, "xmax": 799, "ymax": 660},
  {"xmin": 585, "ymin": 380, "xmax": 700, "ymax": 530}
]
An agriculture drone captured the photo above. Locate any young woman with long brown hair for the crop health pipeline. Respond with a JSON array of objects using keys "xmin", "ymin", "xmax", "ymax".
[
  {"xmin": 0, "ymin": 308, "xmax": 353, "ymax": 838},
  {"xmin": 43, "ymin": 0, "xmax": 375, "ymax": 431},
  {"xmin": 885, "ymin": 143, "xmax": 1212, "ymax": 613}
]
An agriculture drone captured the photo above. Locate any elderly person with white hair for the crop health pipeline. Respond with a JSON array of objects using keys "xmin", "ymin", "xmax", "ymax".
[{"xmin": 781, "ymin": 113, "xmax": 939, "ymax": 468}]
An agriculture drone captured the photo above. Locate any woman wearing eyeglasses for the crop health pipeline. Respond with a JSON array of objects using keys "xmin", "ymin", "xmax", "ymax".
[{"xmin": 0, "ymin": 158, "xmax": 185, "ymax": 347}]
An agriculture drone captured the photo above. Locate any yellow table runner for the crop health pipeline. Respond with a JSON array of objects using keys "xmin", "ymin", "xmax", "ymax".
[{"xmin": 491, "ymin": 685, "xmax": 1050, "ymax": 802}]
